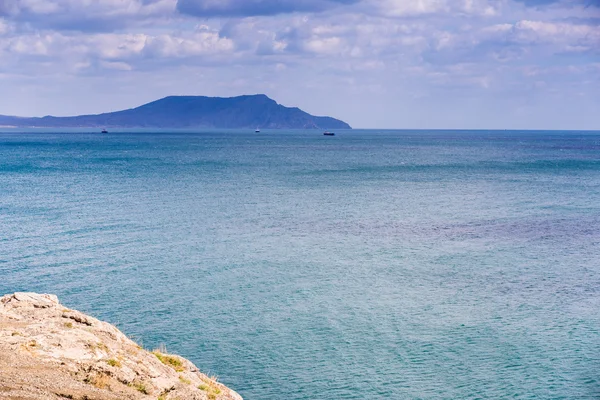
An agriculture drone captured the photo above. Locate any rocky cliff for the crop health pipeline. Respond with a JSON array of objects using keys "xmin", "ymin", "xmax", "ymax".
[{"xmin": 0, "ymin": 292, "xmax": 242, "ymax": 400}]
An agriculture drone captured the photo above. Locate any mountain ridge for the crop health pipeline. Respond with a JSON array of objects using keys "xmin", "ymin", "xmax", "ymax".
[{"xmin": 0, "ymin": 94, "xmax": 351, "ymax": 129}]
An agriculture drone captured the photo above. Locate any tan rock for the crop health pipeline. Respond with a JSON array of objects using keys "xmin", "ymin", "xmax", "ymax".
[{"xmin": 0, "ymin": 293, "xmax": 243, "ymax": 400}]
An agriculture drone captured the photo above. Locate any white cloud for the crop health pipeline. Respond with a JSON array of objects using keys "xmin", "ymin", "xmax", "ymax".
[
  {"xmin": 304, "ymin": 36, "xmax": 345, "ymax": 54},
  {"xmin": 143, "ymin": 31, "xmax": 235, "ymax": 57},
  {"xmin": 370, "ymin": 0, "xmax": 500, "ymax": 17},
  {"xmin": 0, "ymin": 19, "xmax": 10, "ymax": 35},
  {"xmin": 1, "ymin": 0, "xmax": 177, "ymax": 17},
  {"xmin": 0, "ymin": 0, "xmax": 177, "ymax": 31},
  {"xmin": 99, "ymin": 60, "xmax": 133, "ymax": 70},
  {"xmin": 0, "ymin": 28, "xmax": 234, "ymax": 75},
  {"xmin": 90, "ymin": 30, "xmax": 234, "ymax": 61},
  {"xmin": 479, "ymin": 19, "xmax": 600, "ymax": 52},
  {"xmin": 514, "ymin": 20, "xmax": 600, "ymax": 44}
]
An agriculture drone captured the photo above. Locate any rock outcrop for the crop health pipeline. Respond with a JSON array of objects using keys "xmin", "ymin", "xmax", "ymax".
[{"xmin": 0, "ymin": 293, "xmax": 243, "ymax": 400}]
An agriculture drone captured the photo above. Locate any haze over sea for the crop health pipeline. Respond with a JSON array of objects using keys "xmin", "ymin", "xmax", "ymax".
[{"xmin": 1, "ymin": 129, "xmax": 599, "ymax": 399}]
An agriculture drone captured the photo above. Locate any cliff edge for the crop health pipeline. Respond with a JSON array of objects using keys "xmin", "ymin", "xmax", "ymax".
[{"xmin": 0, "ymin": 292, "xmax": 243, "ymax": 400}]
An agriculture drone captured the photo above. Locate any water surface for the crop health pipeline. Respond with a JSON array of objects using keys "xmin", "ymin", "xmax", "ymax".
[{"xmin": 1, "ymin": 130, "xmax": 599, "ymax": 399}]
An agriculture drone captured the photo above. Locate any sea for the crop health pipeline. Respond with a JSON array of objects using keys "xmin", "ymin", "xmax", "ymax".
[{"xmin": 1, "ymin": 129, "xmax": 599, "ymax": 399}]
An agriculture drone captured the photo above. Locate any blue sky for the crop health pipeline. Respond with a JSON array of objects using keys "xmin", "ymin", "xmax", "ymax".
[{"xmin": 0, "ymin": 0, "xmax": 598, "ymax": 129}]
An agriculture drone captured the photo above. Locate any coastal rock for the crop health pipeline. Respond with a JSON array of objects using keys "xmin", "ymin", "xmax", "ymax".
[{"xmin": 0, "ymin": 293, "xmax": 243, "ymax": 400}]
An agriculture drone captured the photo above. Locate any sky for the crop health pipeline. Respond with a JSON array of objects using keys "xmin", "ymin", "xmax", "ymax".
[{"xmin": 0, "ymin": 0, "xmax": 598, "ymax": 129}]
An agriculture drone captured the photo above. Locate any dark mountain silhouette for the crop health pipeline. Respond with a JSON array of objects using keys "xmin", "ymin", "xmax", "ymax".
[{"xmin": 0, "ymin": 95, "xmax": 351, "ymax": 129}]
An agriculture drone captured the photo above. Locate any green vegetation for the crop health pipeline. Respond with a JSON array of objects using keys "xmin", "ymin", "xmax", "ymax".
[
  {"xmin": 198, "ymin": 377, "xmax": 222, "ymax": 400},
  {"xmin": 179, "ymin": 375, "xmax": 191, "ymax": 385},
  {"xmin": 96, "ymin": 342, "xmax": 109, "ymax": 352},
  {"xmin": 64, "ymin": 322, "xmax": 73, "ymax": 329},
  {"xmin": 131, "ymin": 382, "xmax": 149, "ymax": 394},
  {"xmin": 87, "ymin": 341, "xmax": 109, "ymax": 356},
  {"xmin": 157, "ymin": 387, "xmax": 174, "ymax": 400},
  {"xmin": 153, "ymin": 351, "xmax": 185, "ymax": 372},
  {"xmin": 106, "ymin": 359, "xmax": 121, "ymax": 368}
]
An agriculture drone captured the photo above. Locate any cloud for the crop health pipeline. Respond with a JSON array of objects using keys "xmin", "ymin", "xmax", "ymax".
[
  {"xmin": 100, "ymin": 60, "xmax": 133, "ymax": 70},
  {"xmin": 0, "ymin": 28, "xmax": 234, "ymax": 76},
  {"xmin": 0, "ymin": 0, "xmax": 177, "ymax": 31},
  {"xmin": 176, "ymin": 0, "xmax": 359, "ymax": 17},
  {"xmin": 368, "ymin": 0, "xmax": 500, "ymax": 17},
  {"xmin": 482, "ymin": 20, "xmax": 600, "ymax": 51},
  {"xmin": 0, "ymin": 19, "xmax": 11, "ymax": 35},
  {"xmin": 176, "ymin": 0, "xmax": 598, "ymax": 19}
]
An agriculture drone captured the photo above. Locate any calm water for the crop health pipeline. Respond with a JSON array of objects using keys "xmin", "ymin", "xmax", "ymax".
[{"xmin": 1, "ymin": 130, "xmax": 599, "ymax": 399}]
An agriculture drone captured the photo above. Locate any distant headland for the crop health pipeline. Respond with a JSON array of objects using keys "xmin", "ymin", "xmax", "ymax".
[{"xmin": 0, "ymin": 95, "xmax": 351, "ymax": 130}]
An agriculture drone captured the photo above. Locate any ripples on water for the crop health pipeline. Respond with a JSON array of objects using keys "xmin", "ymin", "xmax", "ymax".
[{"xmin": 1, "ymin": 130, "xmax": 599, "ymax": 399}]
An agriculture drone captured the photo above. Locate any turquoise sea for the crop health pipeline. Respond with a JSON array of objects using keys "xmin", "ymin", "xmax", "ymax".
[{"xmin": 1, "ymin": 129, "xmax": 599, "ymax": 399}]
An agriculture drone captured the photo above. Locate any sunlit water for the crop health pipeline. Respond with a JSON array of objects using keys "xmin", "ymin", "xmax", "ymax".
[{"xmin": 1, "ymin": 130, "xmax": 599, "ymax": 399}]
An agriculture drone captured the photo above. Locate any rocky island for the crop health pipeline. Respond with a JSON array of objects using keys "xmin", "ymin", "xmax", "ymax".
[
  {"xmin": 0, "ymin": 293, "xmax": 242, "ymax": 400},
  {"xmin": 0, "ymin": 94, "xmax": 351, "ymax": 130}
]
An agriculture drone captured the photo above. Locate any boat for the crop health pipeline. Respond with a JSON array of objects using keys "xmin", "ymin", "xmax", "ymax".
[
  {"xmin": 323, "ymin": 131, "xmax": 335, "ymax": 136},
  {"xmin": 101, "ymin": 129, "xmax": 108, "ymax": 133},
  {"xmin": 255, "ymin": 127, "xmax": 260, "ymax": 133}
]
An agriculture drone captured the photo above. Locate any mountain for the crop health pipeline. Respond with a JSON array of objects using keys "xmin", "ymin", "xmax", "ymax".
[{"xmin": 0, "ymin": 95, "xmax": 351, "ymax": 129}]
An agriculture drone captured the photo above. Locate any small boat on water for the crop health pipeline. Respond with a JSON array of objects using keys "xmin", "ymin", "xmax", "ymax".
[
  {"xmin": 255, "ymin": 127, "xmax": 261, "ymax": 133},
  {"xmin": 323, "ymin": 131, "xmax": 335, "ymax": 136},
  {"xmin": 101, "ymin": 129, "xmax": 108, "ymax": 133}
]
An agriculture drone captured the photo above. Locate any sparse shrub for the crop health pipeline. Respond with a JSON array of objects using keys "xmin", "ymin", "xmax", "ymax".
[
  {"xmin": 86, "ymin": 373, "xmax": 110, "ymax": 389},
  {"xmin": 96, "ymin": 342, "xmax": 109, "ymax": 352},
  {"xmin": 131, "ymin": 382, "xmax": 149, "ymax": 394},
  {"xmin": 106, "ymin": 359, "xmax": 121, "ymax": 367},
  {"xmin": 157, "ymin": 388, "xmax": 173, "ymax": 400},
  {"xmin": 198, "ymin": 377, "xmax": 222, "ymax": 399},
  {"xmin": 153, "ymin": 351, "xmax": 185, "ymax": 372}
]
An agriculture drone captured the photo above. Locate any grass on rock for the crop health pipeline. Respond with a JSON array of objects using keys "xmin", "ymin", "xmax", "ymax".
[
  {"xmin": 130, "ymin": 382, "xmax": 149, "ymax": 394},
  {"xmin": 106, "ymin": 359, "xmax": 121, "ymax": 368},
  {"xmin": 153, "ymin": 350, "xmax": 185, "ymax": 372},
  {"xmin": 198, "ymin": 376, "xmax": 222, "ymax": 400}
]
